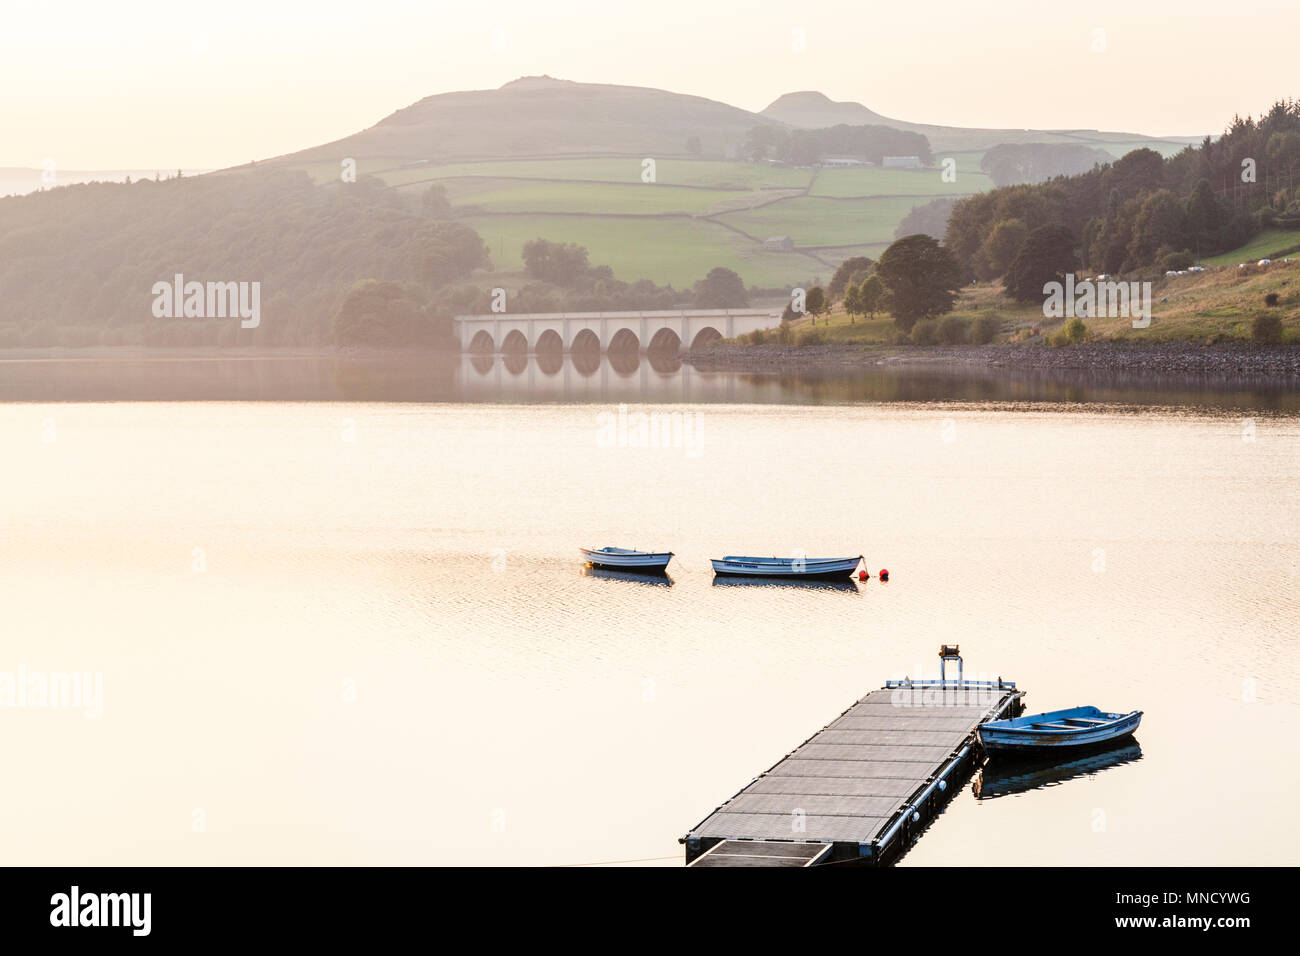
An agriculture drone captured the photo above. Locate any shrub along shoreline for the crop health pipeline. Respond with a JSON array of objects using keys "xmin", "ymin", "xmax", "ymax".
[{"xmin": 685, "ymin": 340, "xmax": 1300, "ymax": 377}]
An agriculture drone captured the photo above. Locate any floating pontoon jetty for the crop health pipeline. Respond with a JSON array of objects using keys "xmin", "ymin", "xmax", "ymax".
[{"xmin": 681, "ymin": 646, "xmax": 1023, "ymax": 867}]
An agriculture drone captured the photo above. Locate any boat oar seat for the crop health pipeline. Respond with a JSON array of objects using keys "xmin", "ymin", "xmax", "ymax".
[
  {"xmin": 1066, "ymin": 718, "xmax": 1110, "ymax": 726},
  {"xmin": 1032, "ymin": 722, "xmax": 1080, "ymax": 731}
]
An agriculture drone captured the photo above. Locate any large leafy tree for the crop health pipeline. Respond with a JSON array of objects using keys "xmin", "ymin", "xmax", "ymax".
[
  {"xmin": 981, "ymin": 218, "xmax": 1029, "ymax": 276},
  {"xmin": 828, "ymin": 256, "xmax": 874, "ymax": 300},
  {"xmin": 1004, "ymin": 225, "xmax": 1077, "ymax": 302},
  {"xmin": 859, "ymin": 274, "xmax": 886, "ymax": 318},
  {"xmin": 804, "ymin": 285, "xmax": 826, "ymax": 321},
  {"xmin": 875, "ymin": 234, "xmax": 962, "ymax": 329},
  {"xmin": 693, "ymin": 267, "xmax": 749, "ymax": 308},
  {"xmin": 843, "ymin": 283, "xmax": 862, "ymax": 322},
  {"xmin": 522, "ymin": 239, "xmax": 590, "ymax": 285},
  {"xmin": 1125, "ymin": 189, "xmax": 1187, "ymax": 268},
  {"xmin": 333, "ymin": 280, "xmax": 436, "ymax": 346},
  {"xmin": 1183, "ymin": 179, "xmax": 1222, "ymax": 255}
]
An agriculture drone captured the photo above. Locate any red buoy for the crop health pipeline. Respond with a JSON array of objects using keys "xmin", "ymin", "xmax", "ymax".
[
  {"xmin": 879, "ymin": 568, "xmax": 890, "ymax": 581},
  {"xmin": 858, "ymin": 570, "xmax": 868, "ymax": 580}
]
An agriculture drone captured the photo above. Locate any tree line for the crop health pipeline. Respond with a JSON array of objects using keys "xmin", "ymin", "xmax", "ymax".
[
  {"xmin": 0, "ymin": 171, "xmax": 489, "ymax": 348},
  {"xmin": 744, "ymin": 124, "xmax": 933, "ymax": 166},
  {"xmin": 946, "ymin": 99, "xmax": 1300, "ymax": 283}
]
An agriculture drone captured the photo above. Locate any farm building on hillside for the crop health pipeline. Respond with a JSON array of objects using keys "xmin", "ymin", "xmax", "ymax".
[
  {"xmin": 763, "ymin": 236, "xmax": 795, "ymax": 251},
  {"xmin": 883, "ymin": 155, "xmax": 922, "ymax": 169}
]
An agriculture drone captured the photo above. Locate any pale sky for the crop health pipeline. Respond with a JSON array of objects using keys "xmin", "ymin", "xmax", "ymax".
[{"xmin": 2, "ymin": 0, "xmax": 1296, "ymax": 169}]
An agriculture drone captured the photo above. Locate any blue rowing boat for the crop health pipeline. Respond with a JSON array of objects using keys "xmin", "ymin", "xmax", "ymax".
[
  {"xmin": 710, "ymin": 555, "xmax": 862, "ymax": 579},
  {"xmin": 977, "ymin": 706, "xmax": 1142, "ymax": 755}
]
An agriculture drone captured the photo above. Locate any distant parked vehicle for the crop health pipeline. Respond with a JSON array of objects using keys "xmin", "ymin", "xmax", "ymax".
[{"xmin": 1258, "ymin": 259, "xmax": 1272, "ymax": 266}]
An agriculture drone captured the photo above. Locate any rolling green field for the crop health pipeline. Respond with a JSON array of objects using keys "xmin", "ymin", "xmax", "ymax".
[
  {"xmin": 291, "ymin": 154, "xmax": 996, "ymax": 287},
  {"xmin": 313, "ymin": 156, "xmax": 814, "ymax": 190},
  {"xmin": 426, "ymin": 178, "xmax": 751, "ymax": 215},
  {"xmin": 808, "ymin": 166, "xmax": 991, "ymax": 197},
  {"xmin": 464, "ymin": 214, "xmax": 822, "ymax": 288},
  {"xmin": 715, "ymin": 195, "xmax": 929, "ymax": 247}
]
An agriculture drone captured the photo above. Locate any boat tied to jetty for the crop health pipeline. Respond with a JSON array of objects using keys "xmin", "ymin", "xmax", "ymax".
[{"xmin": 977, "ymin": 706, "xmax": 1142, "ymax": 755}]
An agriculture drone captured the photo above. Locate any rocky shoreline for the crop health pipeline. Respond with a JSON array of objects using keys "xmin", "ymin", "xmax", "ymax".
[{"xmin": 685, "ymin": 342, "xmax": 1300, "ymax": 378}]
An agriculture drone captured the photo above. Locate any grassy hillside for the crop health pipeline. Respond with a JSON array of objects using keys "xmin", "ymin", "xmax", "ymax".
[
  {"xmin": 713, "ymin": 195, "xmax": 924, "ymax": 247},
  {"xmin": 756, "ymin": 259, "xmax": 1300, "ymax": 346},
  {"xmin": 807, "ymin": 166, "xmax": 993, "ymax": 196},
  {"xmin": 247, "ymin": 78, "xmax": 1186, "ymax": 290},
  {"xmin": 461, "ymin": 214, "xmax": 819, "ymax": 289},
  {"xmin": 1201, "ymin": 229, "xmax": 1300, "ymax": 266},
  {"xmin": 331, "ymin": 157, "xmax": 816, "ymax": 190},
  {"xmin": 273, "ymin": 154, "xmax": 991, "ymax": 287},
  {"xmin": 262, "ymin": 152, "xmax": 989, "ymax": 287}
]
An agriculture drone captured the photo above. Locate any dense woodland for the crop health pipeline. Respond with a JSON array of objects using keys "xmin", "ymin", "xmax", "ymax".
[
  {"xmin": 945, "ymin": 100, "xmax": 1300, "ymax": 282},
  {"xmin": 0, "ymin": 170, "xmax": 489, "ymax": 347},
  {"xmin": 0, "ymin": 170, "xmax": 773, "ymax": 347}
]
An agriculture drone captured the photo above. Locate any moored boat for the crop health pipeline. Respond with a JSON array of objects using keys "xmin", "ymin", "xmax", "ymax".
[
  {"xmin": 977, "ymin": 706, "xmax": 1142, "ymax": 756},
  {"xmin": 709, "ymin": 555, "xmax": 863, "ymax": 579},
  {"xmin": 579, "ymin": 546, "xmax": 673, "ymax": 572}
]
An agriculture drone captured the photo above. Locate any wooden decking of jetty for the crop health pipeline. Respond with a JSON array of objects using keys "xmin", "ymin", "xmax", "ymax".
[{"xmin": 681, "ymin": 656, "xmax": 1023, "ymax": 866}]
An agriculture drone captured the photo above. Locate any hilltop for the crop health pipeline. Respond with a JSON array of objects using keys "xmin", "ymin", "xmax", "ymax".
[
  {"xmin": 263, "ymin": 76, "xmax": 781, "ymax": 166},
  {"xmin": 254, "ymin": 77, "xmax": 1190, "ymax": 170}
]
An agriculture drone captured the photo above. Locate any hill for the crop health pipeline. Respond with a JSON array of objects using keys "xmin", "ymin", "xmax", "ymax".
[
  {"xmin": 243, "ymin": 78, "xmax": 1188, "ymax": 289},
  {"xmin": 265, "ymin": 76, "xmax": 781, "ymax": 166},
  {"xmin": 249, "ymin": 78, "xmax": 1015, "ymax": 288},
  {"xmin": 761, "ymin": 91, "xmax": 1195, "ymax": 156}
]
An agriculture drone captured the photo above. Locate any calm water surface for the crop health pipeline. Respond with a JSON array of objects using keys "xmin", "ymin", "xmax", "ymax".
[{"xmin": 2, "ymin": 358, "xmax": 1298, "ymax": 865}]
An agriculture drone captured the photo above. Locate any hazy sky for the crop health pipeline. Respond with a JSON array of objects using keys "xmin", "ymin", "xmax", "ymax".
[{"xmin": 2, "ymin": 0, "xmax": 1296, "ymax": 169}]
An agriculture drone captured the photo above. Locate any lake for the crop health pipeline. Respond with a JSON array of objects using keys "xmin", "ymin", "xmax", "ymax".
[{"xmin": 2, "ymin": 353, "xmax": 1297, "ymax": 865}]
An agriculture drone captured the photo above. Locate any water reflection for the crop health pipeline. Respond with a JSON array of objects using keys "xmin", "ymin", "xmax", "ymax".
[
  {"xmin": 536, "ymin": 347, "xmax": 563, "ymax": 376},
  {"xmin": 971, "ymin": 740, "xmax": 1143, "ymax": 799},
  {"xmin": 580, "ymin": 566, "xmax": 674, "ymax": 587},
  {"xmin": 2, "ymin": 349, "xmax": 1296, "ymax": 410},
  {"xmin": 711, "ymin": 576, "xmax": 861, "ymax": 593}
]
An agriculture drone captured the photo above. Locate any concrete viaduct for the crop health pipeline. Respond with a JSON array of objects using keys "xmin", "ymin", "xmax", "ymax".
[{"xmin": 452, "ymin": 309, "xmax": 780, "ymax": 355}]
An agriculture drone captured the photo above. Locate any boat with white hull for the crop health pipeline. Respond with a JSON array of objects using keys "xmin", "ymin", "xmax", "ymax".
[
  {"xmin": 710, "ymin": 555, "xmax": 863, "ymax": 579},
  {"xmin": 580, "ymin": 546, "xmax": 673, "ymax": 572}
]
